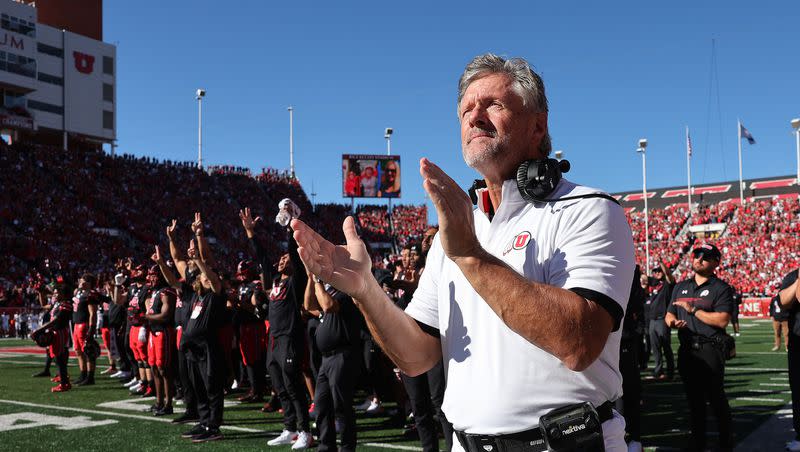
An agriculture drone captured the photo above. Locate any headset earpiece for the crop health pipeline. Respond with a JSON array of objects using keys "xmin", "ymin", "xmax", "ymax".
[
  {"xmin": 515, "ymin": 158, "xmax": 619, "ymax": 206},
  {"xmin": 516, "ymin": 158, "xmax": 570, "ymax": 203}
]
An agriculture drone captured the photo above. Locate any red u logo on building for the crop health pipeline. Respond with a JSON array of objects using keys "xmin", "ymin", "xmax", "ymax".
[{"xmin": 73, "ymin": 51, "xmax": 94, "ymax": 74}]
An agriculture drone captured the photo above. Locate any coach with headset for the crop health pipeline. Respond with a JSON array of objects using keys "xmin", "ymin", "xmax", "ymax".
[{"xmin": 291, "ymin": 53, "xmax": 634, "ymax": 452}]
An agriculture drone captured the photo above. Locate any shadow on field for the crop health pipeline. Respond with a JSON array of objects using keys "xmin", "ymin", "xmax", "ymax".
[
  {"xmin": 223, "ymin": 417, "xmax": 283, "ymax": 425},
  {"xmin": 219, "ymin": 432, "xmax": 272, "ymax": 441}
]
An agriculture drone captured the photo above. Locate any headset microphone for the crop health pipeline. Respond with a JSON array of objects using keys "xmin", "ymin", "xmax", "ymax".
[
  {"xmin": 515, "ymin": 158, "xmax": 619, "ymax": 205},
  {"xmin": 468, "ymin": 159, "xmax": 620, "ymax": 207}
]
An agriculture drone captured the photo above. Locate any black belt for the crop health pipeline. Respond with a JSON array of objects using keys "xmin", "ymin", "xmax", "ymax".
[
  {"xmin": 455, "ymin": 401, "xmax": 614, "ymax": 452},
  {"xmin": 320, "ymin": 346, "xmax": 351, "ymax": 357}
]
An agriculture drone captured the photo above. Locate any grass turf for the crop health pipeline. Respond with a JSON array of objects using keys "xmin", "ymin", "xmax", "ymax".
[{"xmin": 0, "ymin": 319, "xmax": 790, "ymax": 451}]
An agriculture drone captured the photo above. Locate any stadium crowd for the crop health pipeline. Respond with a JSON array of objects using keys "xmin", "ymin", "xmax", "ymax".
[{"xmin": 4, "ymin": 137, "xmax": 800, "ymax": 451}]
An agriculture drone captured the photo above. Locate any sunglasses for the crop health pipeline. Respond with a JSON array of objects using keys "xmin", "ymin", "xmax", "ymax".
[
  {"xmin": 386, "ymin": 169, "xmax": 397, "ymax": 174},
  {"xmin": 692, "ymin": 250, "xmax": 717, "ymax": 261}
]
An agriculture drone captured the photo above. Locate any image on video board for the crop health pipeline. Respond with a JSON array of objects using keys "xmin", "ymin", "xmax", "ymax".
[{"xmin": 342, "ymin": 154, "xmax": 401, "ymax": 198}]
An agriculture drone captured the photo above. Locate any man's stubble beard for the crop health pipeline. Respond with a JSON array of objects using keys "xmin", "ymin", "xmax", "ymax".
[{"xmin": 463, "ymin": 139, "xmax": 507, "ymax": 170}]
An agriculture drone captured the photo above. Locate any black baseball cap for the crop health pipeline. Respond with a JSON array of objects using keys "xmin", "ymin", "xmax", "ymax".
[
  {"xmin": 692, "ymin": 244, "xmax": 722, "ymax": 261},
  {"xmin": 652, "ymin": 267, "xmax": 663, "ymax": 273}
]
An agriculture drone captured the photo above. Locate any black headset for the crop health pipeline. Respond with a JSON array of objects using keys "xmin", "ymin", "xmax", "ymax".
[{"xmin": 468, "ymin": 159, "xmax": 620, "ymax": 206}]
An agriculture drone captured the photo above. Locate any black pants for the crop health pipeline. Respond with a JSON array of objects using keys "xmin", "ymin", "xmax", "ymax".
[
  {"xmin": 307, "ymin": 318, "xmax": 322, "ymax": 382},
  {"xmin": 187, "ymin": 342, "xmax": 224, "ymax": 429},
  {"xmin": 112, "ymin": 325, "xmax": 132, "ymax": 372},
  {"xmin": 178, "ymin": 345, "xmax": 198, "ymax": 416},
  {"xmin": 401, "ymin": 361, "xmax": 453, "ymax": 452},
  {"xmin": 641, "ymin": 320, "xmax": 651, "ymax": 368},
  {"xmin": 649, "ymin": 319, "xmax": 674, "ymax": 377},
  {"xmin": 678, "ymin": 342, "xmax": 731, "ymax": 451},
  {"xmin": 788, "ymin": 334, "xmax": 800, "ymax": 440},
  {"xmin": 616, "ymin": 338, "xmax": 641, "ymax": 441},
  {"xmin": 316, "ymin": 349, "xmax": 359, "ymax": 452},
  {"xmin": 123, "ymin": 324, "xmax": 136, "ymax": 373},
  {"xmin": 268, "ymin": 335, "xmax": 309, "ymax": 432}
]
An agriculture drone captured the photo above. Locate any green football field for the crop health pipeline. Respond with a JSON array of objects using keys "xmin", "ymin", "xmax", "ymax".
[{"xmin": 0, "ymin": 319, "xmax": 791, "ymax": 451}]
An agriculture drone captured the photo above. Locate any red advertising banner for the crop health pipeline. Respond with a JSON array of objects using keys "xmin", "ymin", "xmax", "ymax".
[{"xmin": 740, "ymin": 297, "xmax": 770, "ymax": 319}]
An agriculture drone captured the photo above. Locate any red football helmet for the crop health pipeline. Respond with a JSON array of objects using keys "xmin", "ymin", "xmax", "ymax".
[
  {"xmin": 146, "ymin": 265, "xmax": 165, "ymax": 287},
  {"xmin": 236, "ymin": 260, "xmax": 258, "ymax": 281},
  {"xmin": 130, "ymin": 264, "xmax": 146, "ymax": 282}
]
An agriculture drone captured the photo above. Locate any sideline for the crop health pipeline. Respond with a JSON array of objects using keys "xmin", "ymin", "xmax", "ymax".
[{"xmin": 0, "ymin": 399, "xmax": 423, "ymax": 450}]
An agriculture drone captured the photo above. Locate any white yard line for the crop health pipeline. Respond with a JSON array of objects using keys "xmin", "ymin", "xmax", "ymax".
[
  {"xmin": 362, "ymin": 443, "xmax": 422, "ymax": 451},
  {"xmin": 727, "ymin": 367, "xmax": 787, "ymax": 372},
  {"xmin": 0, "ymin": 399, "xmax": 423, "ymax": 450},
  {"xmin": 0, "ymin": 399, "xmax": 260, "ymax": 433},
  {"xmin": 734, "ymin": 397, "xmax": 786, "ymax": 403}
]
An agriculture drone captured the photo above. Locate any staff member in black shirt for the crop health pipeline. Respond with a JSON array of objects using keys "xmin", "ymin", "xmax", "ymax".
[
  {"xmin": 778, "ymin": 269, "xmax": 800, "ymax": 452},
  {"xmin": 164, "ymin": 221, "xmax": 202, "ymax": 425},
  {"xmin": 665, "ymin": 244, "xmax": 733, "ymax": 452},
  {"xmin": 240, "ymin": 204, "xmax": 313, "ymax": 449},
  {"xmin": 648, "ymin": 262, "xmax": 675, "ymax": 380},
  {"xmin": 179, "ymin": 216, "xmax": 226, "ymax": 443},
  {"xmin": 304, "ymin": 271, "xmax": 363, "ymax": 452}
]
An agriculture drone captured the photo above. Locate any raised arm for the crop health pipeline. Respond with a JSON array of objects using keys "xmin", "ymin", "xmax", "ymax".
[
  {"xmin": 288, "ymin": 226, "xmax": 308, "ymax": 297},
  {"xmin": 291, "ymin": 217, "xmax": 442, "ymax": 377},
  {"xmin": 36, "ymin": 286, "xmax": 51, "ymax": 309},
  {"xmin": 303, "ymin": 273, "xmax": 322, "ymax": 317},
  {"xmin": 660, "ymin": 261, "xmax": 675, "ymax": 285},
  {"xmin": 112, "ymin": 272, "xmax": 129, "ymax": 307},
  {"xmin": 191, "ymin": 249, "xmax": 222, "ymax": 295},
  {"xmin": 166, "ymin": 219, "xmax": 188, "ymax": 280},
  {"xmin": 240, "ymin": 207, "xmax": 273, "ymax": 286},
  {"xmin": 192, "ymin": 212, "xmax": 216, "ymax": 268},
  {"xmin": 151, "ymin": 245, "xmax": 180, "ymax": 289},
  {"xmin": 314, "ymin": 280, "xmax": 340, "ymax": 313}
]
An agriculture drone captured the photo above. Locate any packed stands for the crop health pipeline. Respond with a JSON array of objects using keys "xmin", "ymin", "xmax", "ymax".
[
  {"xmin": 4, "ymin": 139, "xmax": 800, "ymax": 305},
  {"xmin": 0, "ymin": 142, "xmax": 430, "ymax": 307},
  {"xmin": 628, "ymin": 196, "xmax": 800, "ymax": 297}
]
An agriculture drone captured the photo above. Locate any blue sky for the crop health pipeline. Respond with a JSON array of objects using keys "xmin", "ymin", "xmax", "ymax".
[{"xmin": 106, "ymin": 1, "xmax": 800, "ymax": 220}]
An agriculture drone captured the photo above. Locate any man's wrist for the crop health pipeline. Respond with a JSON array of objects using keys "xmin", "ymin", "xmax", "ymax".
[{"xmin": 451, "ymin": 245, "xmax": 488, "ymax": 271}]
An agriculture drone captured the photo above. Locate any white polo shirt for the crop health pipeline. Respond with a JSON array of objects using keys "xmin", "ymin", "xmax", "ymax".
[{"xmin": 405, "ymin": 178, "xmax": 635, "ymax": 435}]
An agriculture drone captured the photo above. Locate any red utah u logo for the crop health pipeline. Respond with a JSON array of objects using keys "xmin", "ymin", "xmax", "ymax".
[
  {"xmin": 513, "ymin": 231, "xmax": 532, "ymax": 250},
  {"xmin": 73, "ymin": 51, "xmax": 94, "ymax": 74}
]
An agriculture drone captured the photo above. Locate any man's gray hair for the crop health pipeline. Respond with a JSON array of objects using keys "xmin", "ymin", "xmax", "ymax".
[{"xmin": 457, "ymin": 53, "xmax": 552, "ymax": 156}]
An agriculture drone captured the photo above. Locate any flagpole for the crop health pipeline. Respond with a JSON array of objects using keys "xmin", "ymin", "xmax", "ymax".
[
  {"xmin": 686, "ymin": 126, "xmax": 692, "ymax": 214},
  {"xmin": 738, "ymin": 119, "xmax": 744, "ymax": 205}
]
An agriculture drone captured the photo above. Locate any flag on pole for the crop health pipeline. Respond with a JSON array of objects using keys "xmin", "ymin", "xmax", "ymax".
[
  {"xmin": 687, "ymin": 129, "xmax": 693, "ymax": 158},
  {"xmin": 739, "ymin": 123, "xmax": 756, "ymax": 145}
]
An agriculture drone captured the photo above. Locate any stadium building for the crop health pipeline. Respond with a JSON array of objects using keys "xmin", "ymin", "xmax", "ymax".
[{"xmin": 0, "ymin": 0, "xmax": 115, "ymax": 150}]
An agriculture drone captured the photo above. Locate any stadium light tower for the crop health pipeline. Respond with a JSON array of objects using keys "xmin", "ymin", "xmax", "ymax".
[
  {"xmin": 385, "ymin": 127, "xmax": 393, "ymax": 155},
  {"xmin": 792, "ymin": 118, "xmax": 800, "ymax": 185},
  {"xmin": 196, "ymin": 89, "xmax": 206, "ymax": 169},
  {"xmin": 637, "ymin": 138, "xmax": 650, "ymax": 276},
  {"xmin": 288, "ymin": 106, "xmax": 295, "ymax": 179},
  {"xmin": 554, "ymin": 150, "xmax": 563, "ymax": 161}
]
